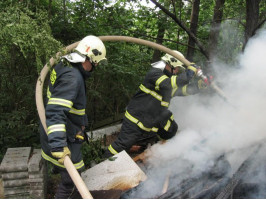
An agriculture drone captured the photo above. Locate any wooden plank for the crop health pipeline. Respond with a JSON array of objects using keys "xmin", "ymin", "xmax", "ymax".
[
  {"xmin": 3, "ymin": 179, "xmax": 29, "ymax": 188},
  {"xmin": 0, "ymin": 147, "xmax": 31, "ymax": 172},
  {"xmin": 28, "ymin": 149, "xmax": 42, "ymax": 172},
  {"xmin": 2, "ymin": 172, "xmax": 29, "ymax": 180}
]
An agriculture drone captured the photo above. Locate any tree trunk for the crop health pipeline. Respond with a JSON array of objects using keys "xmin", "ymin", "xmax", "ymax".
[
  {"xmin": 242, "ymin": 0, "xmax": 261, "ymax": 51},
  {"xmin": 48, "ymin": 0, "xmax": 52, "ymax": 19},
  {"xmin": 186, "ymin": 0, "xmax": 200, "ymax": 61},
  {"xmin": 208, "ymin": 0, "xmax": 225, "ymax": 62},
  {"xmin": 152, "ymin": 1, "xmax": 170, "ymax": 62},
  {"xmin": 63, "ymin": 0, "xmax": 66, "ymax": 23},
  {"xmin": 150, "ymin": 0, "xmax": 209, "ymax": 59},
  {"xmin": 152, "ymin": 22, "xmax": 166, "ymax": 62}
]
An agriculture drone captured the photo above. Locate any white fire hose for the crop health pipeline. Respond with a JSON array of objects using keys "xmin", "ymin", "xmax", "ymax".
[{"xmin": 35, "ymin": 35, "xmax": 228, "ymax": 199}]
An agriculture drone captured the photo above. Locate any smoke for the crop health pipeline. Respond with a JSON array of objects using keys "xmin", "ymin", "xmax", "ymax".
[{"xmin": 125, "ymin": 29, "xmax": 266, "ymax": 198}]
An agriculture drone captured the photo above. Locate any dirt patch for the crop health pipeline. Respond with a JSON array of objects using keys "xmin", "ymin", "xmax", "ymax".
[{"xmin": 102, "ymin": 131, "xmax": 120, "ymax": 146}]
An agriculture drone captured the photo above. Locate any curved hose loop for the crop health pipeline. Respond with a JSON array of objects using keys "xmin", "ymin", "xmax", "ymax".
[
  {"xmin": 36, "ymin": 41, "xmax": 79, "ymax": 132},
  {"xmin": 35, "ymin": 35, "xmax": 228, "ymax": 199},
  {"xmin": 36, "ymin": 36, "xmax": 193, "ymax": 132},
  {"xmin": 36, "ymin": 35, "xmax": 227, "ymax": 130},
  {"xmin": 35, "ymin": 36, "xmax": 188, "ymax": 199}
]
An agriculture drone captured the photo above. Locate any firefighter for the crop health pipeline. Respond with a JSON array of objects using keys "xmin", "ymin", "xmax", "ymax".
[
  {"xmin": 39, "ymin": 35, "xmax": 106, "ymax": 198},
  {"xmin": 103, "ymin": 50, "xmax": 210, "ymax": 158}
]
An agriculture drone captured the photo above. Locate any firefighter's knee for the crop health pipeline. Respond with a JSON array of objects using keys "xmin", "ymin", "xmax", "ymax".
[
  {"xmin": 170, "ymin": 120, "xmax": 178, "ymax": 133},
  {"xmin": 103, "ymin": 144, "xmax": 119, "ymax": 158},
  {"xmin": 159, "ymin": 130, "xmax": 176, "ymax": 140},
  {"xmin": 103, "ymin": 149, "xmax": 114, "ymax": 159},
  {"xmin": 159, "ymin": 121, "xmax": 178, "ymax": 140}
]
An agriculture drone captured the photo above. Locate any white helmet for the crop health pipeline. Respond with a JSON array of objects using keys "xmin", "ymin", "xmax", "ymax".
[
  {"xmin": 75, "ymin": 35, "xmax": 106, "ymax": 64},
  {"xmin": 161, "ymin": 50, "xmax": 185, "ymax": 70}
]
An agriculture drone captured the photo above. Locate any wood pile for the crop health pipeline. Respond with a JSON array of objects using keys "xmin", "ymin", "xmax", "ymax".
[{"xmin": 0, "ymin": 147, "xmax": 47, "ymax": 199}]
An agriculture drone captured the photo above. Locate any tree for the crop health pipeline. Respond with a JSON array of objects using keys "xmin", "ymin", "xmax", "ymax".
[
  {"xmin": 0, "ymin": 0, "xmax": 266, "ymax": 161},
  {"xmin": 152, "ymin": 1, "xmax": 170, "ymax": 62},
  {"xmin": 208, "ymin": 0, "xmax": 225, "ymax": 62},
  {"xmin": 0, "ymin": 3, "xmax": 62, "ymax": 160},
  {"xmin": 150, "ymin": 0, "xmax": 210, "ymax": 59},
  {"xmin": 243, "ymin": 0, "xmax": 261, "ymax": 50},
  {"xmin": 187, "ymin": 0, "xmax": 200, "ymax": 60}
]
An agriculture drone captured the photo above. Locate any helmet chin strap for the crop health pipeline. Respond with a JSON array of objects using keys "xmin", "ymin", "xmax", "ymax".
[
  {"xmin": 164, "ymin": 63, "xmax": 175, "ymax": 76},
  {"xmin": 90, "ymin": 62, "xmax": 96, "ymax": 72},
  {"xmin": 86, "ymin": 56, "xmax": 96, "ymax": 72},
  {"xmin": 171, "ymin": 67, "xmax": 174, "ymax": 75}
]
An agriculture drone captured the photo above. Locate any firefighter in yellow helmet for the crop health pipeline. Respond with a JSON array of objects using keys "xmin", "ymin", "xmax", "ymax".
[
  {"xmin": 40, "ymin": 35, "xmax": 106, "ymax": 198},
  {"xmin": 103, "ymin": 50, "xmax": 210, "ymax": 158}
]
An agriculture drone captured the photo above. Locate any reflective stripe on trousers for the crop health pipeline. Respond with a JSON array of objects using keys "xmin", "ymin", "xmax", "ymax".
[{"xmin": 125, "ymin": 110, "xmax": 158, "ymax": 132}]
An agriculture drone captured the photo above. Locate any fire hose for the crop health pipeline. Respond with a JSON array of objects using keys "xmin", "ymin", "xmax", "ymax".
[{"xmin": 35, "ymin": 35, "xmax": 228, "ymax": 199}]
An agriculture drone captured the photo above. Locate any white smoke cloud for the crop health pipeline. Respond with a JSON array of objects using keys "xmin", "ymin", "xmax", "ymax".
[{"xmin": 126, "ymin": 28, "xmax": 266, "ymax": 198}]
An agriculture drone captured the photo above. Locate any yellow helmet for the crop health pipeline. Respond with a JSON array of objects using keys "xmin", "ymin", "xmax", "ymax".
[
  {"xmin": 75, "ymin": 35, "xmax": 106, "ymax": 64},
  {"xmin": 161, "ymin": 50, "xmax": 185, "ymax": 70}
]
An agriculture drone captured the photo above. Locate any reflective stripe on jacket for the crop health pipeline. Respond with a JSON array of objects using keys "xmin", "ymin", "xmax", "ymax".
[
  {"xmin": 41, "ymin": 150, "xmax": 84, "ymax": 170},
  {"xmin": 45, "ymin": 62, "xmax": 88, "ymax": 149},
  {"xmin": 40, "ymin": 61, "xmax": 87, "ymax": 169},
  {"xmin": 126, "ymin": 67, "xmax": 201, "ymax": 129}
]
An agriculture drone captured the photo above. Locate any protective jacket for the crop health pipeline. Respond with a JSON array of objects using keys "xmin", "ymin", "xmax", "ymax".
[
  {"xmin": 40, "ymin": 60, "xmax": 88, "ymax": 170},
  {"xmin": 126, "ymin": 64, "xmax": 201, "ymax": 133},
  {"xmin": 105, "ymin": 61, "xmax": 204, "ymax": 157}
]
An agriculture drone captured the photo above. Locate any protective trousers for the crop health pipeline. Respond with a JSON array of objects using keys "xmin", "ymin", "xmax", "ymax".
[
  {"xmin": 103, "ymin": 118, "xmax": 146, "ymax": 158},
  {"xmin": 55, "ymin": 170, "xmax": 81, "ymax": 199},
  {"xmin": 103, "ymin": 117, "xmax": 178, "ymax": 158}
]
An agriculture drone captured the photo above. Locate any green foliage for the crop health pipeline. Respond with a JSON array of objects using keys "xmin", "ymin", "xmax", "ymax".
[
  {"xmin": 0, "ymin": 0, "xmax": 265, "ymax": 164},
  {"xmin": 85, "ymin": 42, "xmax": 152, "ymax": 124},
  {"xmin": 0, "ymin": 3, "xmax": 62, "ymax": 160},
  {"xmin": 81, "ymin": 139, "xmax": 105, "ymax": 168},
  {"xmin": 0, "ymin": 4, "xmax": 62, "ymax": 72}
]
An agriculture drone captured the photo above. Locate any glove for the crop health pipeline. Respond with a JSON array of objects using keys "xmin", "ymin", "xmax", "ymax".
[
  {"xmin": 187, "ymin": 63, "xmax": 200, "ymax": 80},
  {"xmin": 203, "ymin": 75, "xmax": 213, "ymax": 85},
  {"xmin": 195, "ymin": 68, "xmax": 209, "ymax": 81},
  {"xmin": 51, "ymin": 147, "xmax": 71, "ymax": 165},
  {"xmin": 75, "ymin": 126, "xmax": 85, "ymax": 144},
  {"xmin": 198, "ymin": 75, "xmax": 213, "ymax": 89}
]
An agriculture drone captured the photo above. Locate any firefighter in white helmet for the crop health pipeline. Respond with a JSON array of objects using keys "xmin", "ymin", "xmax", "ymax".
[
  {"xmin": 75, "ymin": 35, "xmax": 106, "ymax": 65},
  {"xmin": 161, "ymin": 50, "xmax": 186, "ymax": 71},
  {"xmin": 103, "ymin": 50, "xmax": 210, "ymax": 158},
  {"xmin": 40, "ymin": 35, "xmax": 106, "ymax": 198}
]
